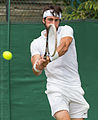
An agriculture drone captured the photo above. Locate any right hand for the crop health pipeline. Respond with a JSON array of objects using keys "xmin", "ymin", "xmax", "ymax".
[{"xmin": 36, "ymin": 56, "xmax": 50, "ymax": 70}]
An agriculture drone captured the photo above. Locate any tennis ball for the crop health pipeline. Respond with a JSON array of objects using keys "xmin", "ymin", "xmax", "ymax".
[{"xmin": 3, "ymin": 51, "xmax": 12, "ymax": 60}]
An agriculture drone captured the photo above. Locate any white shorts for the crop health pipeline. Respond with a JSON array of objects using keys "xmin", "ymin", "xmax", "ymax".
[{"xmin": 45, "ymin": 83, "xmax": 89, "ymax": 118}]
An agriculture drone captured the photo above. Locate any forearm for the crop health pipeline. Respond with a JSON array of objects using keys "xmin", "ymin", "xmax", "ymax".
[
  {"xmin": 57, "ymin": 37, "xmax": 72, "ymax": 57},
  {"xmin": 31, "ymin": 55, "xmax": 42, "ymax": 76},
  {"xmin": 32, "ymin": 59, "xmax": 44, "ymax": 76},
  {"xmin": 57, "ymin": 43, "xmax": 68, "ymax": 57},
  {"xmin": 31, "ymin": 55, "xmax": 49, "ymax": 76}
]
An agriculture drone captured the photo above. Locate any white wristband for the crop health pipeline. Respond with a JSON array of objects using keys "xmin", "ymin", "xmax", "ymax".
[
  {"xmin": 33, "ymin": 59, "xmax": 40, "ymax": 72},
  {"xmin": 50, "ymin": 51, "xmax": 59, "ymax": 61}
]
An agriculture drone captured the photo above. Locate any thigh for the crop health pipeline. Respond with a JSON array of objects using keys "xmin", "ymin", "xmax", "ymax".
[
  {"xmin": 47, "ymin": 91, "xmax": 70, "ymax": 117},
  {"xmin": 69, "ymin": 92, "xmax": 89, "ymax": 119},
  {"xmin": 54, "ymin": 110, "xmax": 71, "ymax": 120}
]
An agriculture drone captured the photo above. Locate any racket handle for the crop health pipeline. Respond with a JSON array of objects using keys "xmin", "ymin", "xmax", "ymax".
[
  {"xmin": 44, "ymin": 52, "xmax": 49, "ymax": 59},
  {"xmin": 44, "ymin": 52, "xmax": 47, "ymax": 59},
  {"xmin": 44, "ymin": 55, "xmax": 47, "ymax": 59}
]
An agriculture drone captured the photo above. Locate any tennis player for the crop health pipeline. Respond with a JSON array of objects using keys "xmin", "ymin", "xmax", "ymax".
[{"xmin": 30, "ymin": 6, "xmax": 89, "ymax": 120}]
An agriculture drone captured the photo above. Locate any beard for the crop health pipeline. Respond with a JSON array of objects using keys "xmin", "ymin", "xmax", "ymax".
[{"xmin": 44, "ymin": 21, "xmax": 59, "ymax": 32}]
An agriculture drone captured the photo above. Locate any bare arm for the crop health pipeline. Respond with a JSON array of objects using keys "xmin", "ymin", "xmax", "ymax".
[
  {"xmin": 31, "ymin": 54, "xmax": 42, "ymax": 76},
  {"xmin": 57, "ymin": 36, "xmax": 72, "ymax": 57},
  {"xmin": 31, "ymin": 54, "xmax": 50, "ymax": 76}
]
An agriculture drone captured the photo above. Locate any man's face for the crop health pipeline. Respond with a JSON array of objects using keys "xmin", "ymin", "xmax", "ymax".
[{"xmin": 43, "ymin": 16, "xmax": 60, "ymax": 30}]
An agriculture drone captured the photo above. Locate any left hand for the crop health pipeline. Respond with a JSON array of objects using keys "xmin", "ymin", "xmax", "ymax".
[
  {"xmin": 41, "ymin": 55, "xmax": 50, "ymax": 67},
  {"xmin": 36, "ymin": 55, "xmax": 50, "ymax": 70}
]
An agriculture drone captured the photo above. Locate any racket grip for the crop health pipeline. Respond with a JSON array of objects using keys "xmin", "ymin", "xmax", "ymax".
[
  {"xmin": 44, "ymin": 52, "xmax": 49, "ymax": 59},
  {"xmin": 44, "ymin": 52, "xmax": 47, "ymax": 59},
  {"xmin": 44, "ymin": 55, "xmax": 47, "ymax": 59}
]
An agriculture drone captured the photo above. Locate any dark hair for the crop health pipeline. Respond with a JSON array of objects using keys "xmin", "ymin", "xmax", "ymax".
[{"xmin": 43, "ymin": 5, "xmax": 62, "ymax": 18}]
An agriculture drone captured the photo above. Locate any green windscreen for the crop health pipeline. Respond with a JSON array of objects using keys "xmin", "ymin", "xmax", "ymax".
[
  {"xmin": 0, "ymin": 21, "xmax": 98, "ymax": 120},
  {"xmin": 0, "ymin": 1, "xmax": 98, "ymax": 120}
]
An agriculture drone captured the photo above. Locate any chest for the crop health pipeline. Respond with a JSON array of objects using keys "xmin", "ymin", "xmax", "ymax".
[{"xmin": 39, "ymin": 34, "xmax": 61, "ymax": 56}]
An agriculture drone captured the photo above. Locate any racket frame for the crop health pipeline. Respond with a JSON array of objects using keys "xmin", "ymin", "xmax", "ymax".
[{"xmin": 44, "ymin": 24, "xmax": 57, "ymax": 59}]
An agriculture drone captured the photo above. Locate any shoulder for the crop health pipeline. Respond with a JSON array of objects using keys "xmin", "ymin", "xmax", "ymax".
[
  {"xmin": 58, "ymin": 25, "xmax": 74, "ymax": 33},
  {"xmin": 58, "ymin": 25, "xmax": 74, "ymax": 38},
  {"xmin": 30, "ymin": 36, "xmax": 42, "ymax": 47},
  {"xmin": 31, "ymin": 29, "xmax": 46, "ymax": 46}
]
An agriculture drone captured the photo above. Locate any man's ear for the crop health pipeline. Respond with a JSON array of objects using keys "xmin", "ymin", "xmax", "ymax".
[{"xmin": 42, "ymin": 18, "xmax": 45, "ymax": 24}]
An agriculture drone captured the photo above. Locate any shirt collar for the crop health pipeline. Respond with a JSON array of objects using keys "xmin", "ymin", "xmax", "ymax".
[{"xmin": 41, "ymin": 26, "xmax": 60, "ymax": 38}]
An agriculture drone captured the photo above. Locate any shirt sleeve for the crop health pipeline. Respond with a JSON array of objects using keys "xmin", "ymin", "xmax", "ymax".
[
  {"xmin": 30, "ymin": 40, "xmax": 40, "ymax": 57},
  {"xmin": 61, "ymin": 25, "xmax": 74, "ymax": 39}
]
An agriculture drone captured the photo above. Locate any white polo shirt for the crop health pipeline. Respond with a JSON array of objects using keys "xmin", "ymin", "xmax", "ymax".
[{"xmin": 30, "ymin": 25, "xmax": 81, "ymax": 87}]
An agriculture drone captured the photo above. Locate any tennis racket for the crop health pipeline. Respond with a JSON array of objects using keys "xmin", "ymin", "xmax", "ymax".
[{"xmin": 44, "ymin": 24, "xmax": 57, "ymax": 59}]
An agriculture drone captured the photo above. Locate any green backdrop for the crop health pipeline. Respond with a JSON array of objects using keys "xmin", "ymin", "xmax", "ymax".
[{"xmin": 0, "ymin": 21, "xmax": 98, "ymax": 120}]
